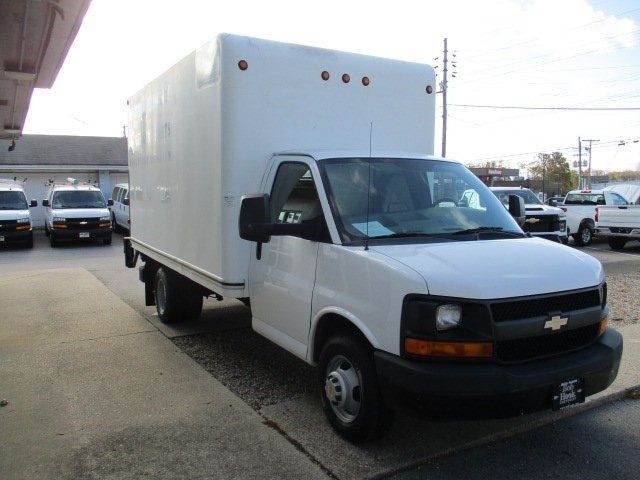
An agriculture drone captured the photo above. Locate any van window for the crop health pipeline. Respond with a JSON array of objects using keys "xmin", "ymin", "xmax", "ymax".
[
  {"xmin": 270, "ymin": 162, "xmax": 328, "ymax": 240},
  {"xmin": 112, "ymin": 187, "xmax": 121, "ymax": 203},
  {"xmin": 0, "ymin": 191, "xmax": 28, "ymax": 210}
]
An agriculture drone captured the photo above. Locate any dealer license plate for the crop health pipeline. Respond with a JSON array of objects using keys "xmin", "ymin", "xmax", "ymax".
[
  {"xmin": 79, "ymin": 232, "xmax": 90, "ymax": 238},
  {"xmin": 552, "ymin": 379, "xmax": 585, "ymax": 410}
]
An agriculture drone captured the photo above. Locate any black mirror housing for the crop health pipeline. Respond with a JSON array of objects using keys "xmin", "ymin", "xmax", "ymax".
[
  {"xmin": 239, "ymin": 194, "xmax": 272, "ymax": 243},
  {"xmin": 42, "ymin": 199, "xmax": 50, "ymax": 207},
  {"xmin": 107, "ymin": 199, "xmax": 114, "ymax": 206},
  {"xmin": 123, "ymin": 198, "xmax": 130, "ymax": 206},
  {"xmin": 30, "ymin": 199, "xmax": 38, "ymax": 208},
  {"xmin": 549, "ymin": 199, "xmax": 558, "ymax": 207},
  {"xmin": 508, "ymin": 194, "xmax": 526, "ymax": 227}
]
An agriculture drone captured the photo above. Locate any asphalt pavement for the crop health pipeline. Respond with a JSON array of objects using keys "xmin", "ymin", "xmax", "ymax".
[{"xmin": 390, "ymin": 396, "xmax": 640, "ymax": 480}]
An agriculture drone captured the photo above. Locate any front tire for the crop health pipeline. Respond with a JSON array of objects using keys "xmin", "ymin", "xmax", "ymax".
[
  {"xmin": 608, "ymin": 237, "xmax": 627, "ymax": 250},
  {"xmin": 49, "ymin": 235, "xmax": 57, "ymax": 248},
  {"xmin": 574, "ymin": 224, "xmax": 593, "ymax": 247},
  {"xmin": 25, "ymin": 235, "xmax": 33, "ymax": 249},
  {"xmin": 154, "ymin": 267, "xmax": 203, "ymax": 324},
  {"xmin": 318, "ymin": 333, "xmax": 393, "ymax": 443},
  {"xmin": 103, "ymin": 235, "xmax": 112, "ymax": 245}
]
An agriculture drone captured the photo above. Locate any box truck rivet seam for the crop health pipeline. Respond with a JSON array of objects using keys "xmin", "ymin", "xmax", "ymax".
[{"xmin": 124, "ymin": 34, "xmax": 622, "ymax": 443}]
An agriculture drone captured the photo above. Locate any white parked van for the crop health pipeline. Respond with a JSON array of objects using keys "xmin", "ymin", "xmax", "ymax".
[
  {"xmin": 43, "ymin": 181, "xmax": 113, "ymax": 247},
  {"xmin": 0, "ymin": 179, "xmax": 37, "ymax": 248},
  {"xmin": 124, "ymin": 35, "xmax": 621, "ymax": 442},
  {"xmin": 110, "ymin": 183, "xmax": 130, "ymax": 233}
]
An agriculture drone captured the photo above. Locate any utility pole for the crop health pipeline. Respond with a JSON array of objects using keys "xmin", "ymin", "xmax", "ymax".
[
  {"xmin": 582, "ymin": 139, "xmax": 599, "ymax": 188},
  {"xmin": 578, "ymin": 137, "xmax": 582, "ymax": 189},
  {"xmin": 441, "ymin": 38, "xmax": 448, "ymax": 158}
]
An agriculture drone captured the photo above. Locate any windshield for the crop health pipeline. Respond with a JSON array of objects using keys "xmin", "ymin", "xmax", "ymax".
[
  {"xmin": 492, "ymin": 189, "xmax": 542, "ymax": 205},
  {"xmin": 0, "ymin": 191, "xmax": 28, "ymax": 210},
  {"xmin": 564, "ymin": 193, "xmax": 605, "ymax": 205},
  {"xmin": 319, "ymin": 158, "xmax": 522, "ymax": 243},
  {"xmin": 52, "ymin": 190, "xmax": 106, "ymax": 209}
]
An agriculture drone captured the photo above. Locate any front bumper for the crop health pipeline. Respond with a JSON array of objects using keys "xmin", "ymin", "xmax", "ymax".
[
  {"xmin": 0, "ymin": 229, "xmax": 32, "ymax": 243},
  {"xmin": 51, "ymin": 227, "xmax": 112, "ymax": 241},
  {"xmin": 530, "ymin": 231, "xmax": 568, "ymax": 243},
  {"xmin": 374, "ymin": 328, "xmax": 622, "ymax": 418}
]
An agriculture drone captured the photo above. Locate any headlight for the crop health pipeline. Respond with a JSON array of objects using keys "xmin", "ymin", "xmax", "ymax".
[
  {"xmin": 99, "ymin": 216, "xmax": 111, "ymax": 222},
  {"xmin": 17, "ymin": 217, "xmax": 30, "ymax": 224},
  {"xmin": 559, "ymin": 219, "xmax": 567, "ymax": 231},
  {"xmin": 52, "ymin": 217, "xmax": 66, "ymax": 223},
  {"xmin": 436, "ymin": 303, "xmax": 462, "ymax": 331}
]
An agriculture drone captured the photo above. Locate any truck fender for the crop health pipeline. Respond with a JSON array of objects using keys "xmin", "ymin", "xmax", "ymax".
[{"xmin": 307, "ymin": 306, "xmax": 381, "ymax": 365}]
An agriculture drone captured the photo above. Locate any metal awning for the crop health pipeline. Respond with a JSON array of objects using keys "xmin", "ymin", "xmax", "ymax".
[{"xmin": 0, "ymin": 0, "xmax": 91, "ymax": 142}]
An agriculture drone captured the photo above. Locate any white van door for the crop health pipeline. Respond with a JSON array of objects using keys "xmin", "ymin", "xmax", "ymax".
[{"xmin": 248, "ymin": 160, "xmax": 328, "ymax": 360}]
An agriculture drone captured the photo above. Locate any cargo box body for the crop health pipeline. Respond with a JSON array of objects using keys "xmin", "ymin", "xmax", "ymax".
[{"xmin": 127, "ymin": 34, "xmax": 436, "ymax": 296}]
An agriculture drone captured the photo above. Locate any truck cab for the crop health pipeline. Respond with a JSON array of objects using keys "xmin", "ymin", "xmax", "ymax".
[
  {"xmin": 43, "ymin": 181, "xmax": 113, "ymax": 247},
  {"xmin": 0, "ymin": 180, "xmax": 37, "ymax": 248},
  {"xmin": 563, "ymin": 189, "xmax": 628, "ymax": 246}
]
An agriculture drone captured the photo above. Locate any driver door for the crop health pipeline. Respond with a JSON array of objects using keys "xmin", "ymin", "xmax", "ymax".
[{"xmin": 248, "ymin": 159, "xmax": 329, "ymax": 360}]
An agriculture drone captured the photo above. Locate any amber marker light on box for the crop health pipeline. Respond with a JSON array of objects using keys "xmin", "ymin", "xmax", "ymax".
[
  {"xmin": 405, "ymin": 337, "xmax": 493, "ymax": 358},
  {"xmin": 321, "ymin": 70, "xmax": 330, "ymax": 81},
  {"xmin": 342, "ymin": 73, "xmax": 350, "ymax": 83},
  {"xmin": 238, "ymin": 60, "xmax": 248, "ymax": 71},
  {"xmin": 426, "ymin": 85, "xmax": 433, "ymax": 94}
]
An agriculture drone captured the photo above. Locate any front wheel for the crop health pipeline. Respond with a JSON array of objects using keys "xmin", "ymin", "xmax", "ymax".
[
  {"xmin": 608, "ymin": 237, "xmax": 627, "ymax": 250},
  {"xmin": 318, "ymin": 333, "xmax": 393, "ymax": 443},
  {"xmin": 574, "ymin": 224, "xmax": 593, "ymax": 247}
]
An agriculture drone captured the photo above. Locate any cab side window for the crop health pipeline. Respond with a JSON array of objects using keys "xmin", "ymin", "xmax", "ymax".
[{"xmin": 270, "ymin": 162, "xmax": 330, "ymax": 241}]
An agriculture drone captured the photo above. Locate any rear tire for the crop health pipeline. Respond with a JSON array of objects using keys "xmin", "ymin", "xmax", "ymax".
[
  {"xmin": 111, "ymin": 213, "xmax": 120, "ymax": 234},
  {"xmin": 574, "ymin": 224, "xmax": 593, "ymax": 247},
  {"xmin": 103, "ymin": 235, "xmax": 112, "ymax": 245},
  {"xmin": 49, "ymin": 235, "xmax": 57, "ymax": 248},
  {"xmin": 318, "ymin": 333, "xmax": 394, "ymax": 443},
  {"xmin": 25, "ymin": 236, "xmax": 33, "ymax": 249},
  {"xmin": 154, "ymin": 267, "xmax": 203, "ymax": 324},
  {"xmin": 608, "ymin": 237, "xmax": 627, "ymax": 250},
  {"xmin": 44, "ymin": 225, "xmax": 50, "ymax": 237}
]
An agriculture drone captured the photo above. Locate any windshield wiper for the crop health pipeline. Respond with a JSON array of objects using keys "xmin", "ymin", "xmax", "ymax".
[
  {"xmin": 370, "ymin": 232, "xmax": 440, "ymax": 239},
  {"xmin": 452, "ymin": 227, "xmax": 522, "ymax": 237}
]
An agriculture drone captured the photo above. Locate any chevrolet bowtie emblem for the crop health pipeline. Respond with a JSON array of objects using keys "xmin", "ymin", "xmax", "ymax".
[
  {"xmin": 545, "ymin": 315, "xmax": 568, "ymax": 331},
  {"xmin": 525, "ymin": 217, "xmax": 540, "ymax": 224}
]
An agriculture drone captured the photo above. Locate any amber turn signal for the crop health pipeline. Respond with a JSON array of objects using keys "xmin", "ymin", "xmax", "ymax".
[
  {"xmin": 599, "ymin": 318, "xmax": 609, "ymax": 333},
  {"xmin": 405, "ymin": 337, "xmax": 493, "ymax": 358}
]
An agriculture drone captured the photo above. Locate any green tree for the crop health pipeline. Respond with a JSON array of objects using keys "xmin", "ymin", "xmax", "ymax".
[{"xmin": 529, "ymin": 152, "xmax": 573, "ymax": 193}]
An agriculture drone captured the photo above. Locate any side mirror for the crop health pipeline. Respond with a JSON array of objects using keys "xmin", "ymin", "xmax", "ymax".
[
  {"xmin": 508, "ymin": 194, "xmax": 526, "ymax": 227},
  {"xmin": 239, "ymin": 194, "xmax": 272, "ymax": 243},
  {"xmin": 30, "ymin": 199, "xmax": 38, "ymax": 208},
  {"xmin": 548, "ymin": 199, "xmax": 558, "ymax": 207},
  {"xmin": 42, "ymin": 199, "xmax": 50, "ymax": 207},
  {"xmin": 123, "ymin": 198, "xmax": 130, "ymax": 206},
  {"xmin": 107, "ymin": 199, "xmax": 114, "ymax": 206}
]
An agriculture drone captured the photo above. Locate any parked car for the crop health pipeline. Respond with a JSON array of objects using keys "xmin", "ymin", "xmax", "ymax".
[
  {"xmin": 110, "ymin": 183, "xmax": 130, "ymax": 233},
  {"xmin": 490, "ymin": 187, "xmax": 568, "ymax": 243},
  {"xmin": 595, "ymin": 204, "xmax": 640, "ymax": 250},
  {"xmin": 43, "ymin": 181, "xmax": 113, "ymax": 247},
  {"xmin": 123, "ymin": 34, "xmax": 621, "ymax": 442},
  {"xmin": 0, "ymin": 179, "xmax": 37, "ymax": 248},
  {"xmin": 547, "ymin": 196, "xmax": 565, "ymax": 206},
  {"xmin": 563, "ymin": 189, "xmax": 628, "ymax": 246}
]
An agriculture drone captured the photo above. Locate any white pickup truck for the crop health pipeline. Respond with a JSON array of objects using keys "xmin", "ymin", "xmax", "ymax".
[
  {"xmin": 123, "ymin": 34, "xmax": 621, "ymax": 442},
  {"xmin": 596, "ymin": 204, "xmax": 640, "ymax": 250},
  {"xmin": 562, "ymin": 189, "xmax": 629, "ymax": 246}
]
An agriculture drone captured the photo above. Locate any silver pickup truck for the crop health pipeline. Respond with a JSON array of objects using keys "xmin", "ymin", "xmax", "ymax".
[{"xmin": 596, "ymin": 204, "xmax": 640, "ymax": 250}]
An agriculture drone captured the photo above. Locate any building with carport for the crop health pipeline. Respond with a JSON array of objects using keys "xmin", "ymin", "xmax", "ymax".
[{"xmin": 0, "ymin": 134, "xmax": 127, "ymax": 226}]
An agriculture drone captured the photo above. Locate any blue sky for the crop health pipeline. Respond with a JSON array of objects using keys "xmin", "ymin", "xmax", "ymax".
[{"xmin": 24, "ymin": 0, "xmax": 640, "ymax": 172}]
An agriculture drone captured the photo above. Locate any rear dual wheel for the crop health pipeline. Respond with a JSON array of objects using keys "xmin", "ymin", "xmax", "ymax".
[
  {"xmin": 154, "ymin": 267, "xmax": 203, "ymax": 324},
  {"xmin": 608, "ymin": 237, "xmax": 627, "ymax": 250}
]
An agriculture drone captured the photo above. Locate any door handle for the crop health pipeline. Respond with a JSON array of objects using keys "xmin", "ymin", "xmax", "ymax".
[{"xmin": 256, "ymin": 242, "xmax": 262, "ymax": 260}]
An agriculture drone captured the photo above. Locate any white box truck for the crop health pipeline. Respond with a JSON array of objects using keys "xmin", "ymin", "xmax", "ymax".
[{"xmin": 124, "ymin": 34, "xmax": 622, "ymax": 442}]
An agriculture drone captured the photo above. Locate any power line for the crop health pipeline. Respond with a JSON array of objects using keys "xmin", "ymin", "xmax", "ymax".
[{"xmin": 449, "ymin": 104, "xmax": 640, "ymax": 111}]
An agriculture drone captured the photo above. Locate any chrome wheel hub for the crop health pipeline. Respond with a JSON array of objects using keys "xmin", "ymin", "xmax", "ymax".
[{"xmin": 324, "ymin": 355, "xmax": 361, "ymax": 423}]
